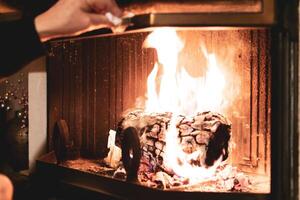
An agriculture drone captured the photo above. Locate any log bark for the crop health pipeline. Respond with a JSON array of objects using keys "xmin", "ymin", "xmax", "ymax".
[{"xmin": 117, "ymin": 110, "xmax": 231, "ymax": 174}]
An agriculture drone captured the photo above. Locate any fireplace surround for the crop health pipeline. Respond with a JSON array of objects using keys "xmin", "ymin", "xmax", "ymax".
[{"xmin": 35, "ymin": 0, "xmax": 299, "ymax": 200}]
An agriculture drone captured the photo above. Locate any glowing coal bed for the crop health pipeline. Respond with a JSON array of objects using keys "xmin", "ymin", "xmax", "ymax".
[
  {"xmin": 61, "ymin": 157, "xmax": 269, "ymax": 193},
  {"xmin": 61, "ymin": 110, "xmax": 269, "ymax": 193}
]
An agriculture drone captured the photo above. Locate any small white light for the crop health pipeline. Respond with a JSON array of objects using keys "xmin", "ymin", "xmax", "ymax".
[{"xmin": 105, "ymin": 12, "xmax": 122, "ymax": 26}]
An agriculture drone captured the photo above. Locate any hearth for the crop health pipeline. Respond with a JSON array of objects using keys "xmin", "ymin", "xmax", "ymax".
[{"xmin": 36, "ymin": 0, "xmax": 299, "ymax": 200}]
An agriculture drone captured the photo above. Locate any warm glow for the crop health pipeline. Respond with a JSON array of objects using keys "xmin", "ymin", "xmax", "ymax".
[
  {"xmin": 144, "ymin": 28, "xmax": 226, "ymax": 116},
  {"xmin": 164, "ymin": 115, "xmax": 223, "ymax": 183},
  {"xmin": 143, "ymin": 28, "xmax": 229, "ymax": 182}
]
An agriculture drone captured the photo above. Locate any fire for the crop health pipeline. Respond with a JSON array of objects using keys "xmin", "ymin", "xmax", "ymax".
[
  {"xmin": 144, "ymin": 28, "xmax": 226, "ymax": 116},
  {"xmin": 143, "ymin": 28, "xmax": 228, "ymax": 182},
  {"xmin": 164, "ymin": 115, "xmax": 223, "ymax": 183},
  {"xmin": 144, "ymin": 28, "xmax": 184, "ymax": 114}
]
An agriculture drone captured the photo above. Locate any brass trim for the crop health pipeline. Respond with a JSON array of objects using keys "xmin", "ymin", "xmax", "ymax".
[{"xmin": 126, "ymin": 0, "xmax": 275, "ymax": 28}]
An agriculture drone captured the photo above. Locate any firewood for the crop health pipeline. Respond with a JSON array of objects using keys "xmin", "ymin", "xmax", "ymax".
[
  {"xmin": 53, "ymin": 119, "xmax": 79, "ymax": 164},
  {"xmin": 117, "ymin": 110, "xmax": 231, "ymax": 175},
  {"xmin": 53, "ymin": 120, "xmax": 69, "ymax": 164},
  {"xmin": 121, "ymin": 127, "xmax": 141, "ymax": 182}
]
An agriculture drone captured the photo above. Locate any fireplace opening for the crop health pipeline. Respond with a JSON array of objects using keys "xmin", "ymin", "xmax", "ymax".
[{"xmin": 45, "ymin": 27, "xmax": 271, "ymax": 196}]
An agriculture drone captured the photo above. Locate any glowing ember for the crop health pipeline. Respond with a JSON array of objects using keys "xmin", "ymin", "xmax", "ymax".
[{"xmin": 142, "ymin": 28, "xmax": 228, "ymax": 182}]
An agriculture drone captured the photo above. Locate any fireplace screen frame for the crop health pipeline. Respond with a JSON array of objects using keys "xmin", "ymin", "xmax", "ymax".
[
  {"xmin": 40, "ymin": 1, "xmax": 298, "ymax": 200},
  {"xmin": 116, "ymin": 0, "xmax": 275, "ymax": 27},
  {"xmin": 43, "ymin": 27, "xmax": 290, "ymax": 199}
]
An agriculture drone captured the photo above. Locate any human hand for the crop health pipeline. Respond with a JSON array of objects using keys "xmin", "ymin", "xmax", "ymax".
[
  {"xmin": 34, "ymin": 0, "xmax": 123, "ymax": 42},
  {"xmin": 0, "ymin": 174, "xmax": 13, "ymax": 200}
]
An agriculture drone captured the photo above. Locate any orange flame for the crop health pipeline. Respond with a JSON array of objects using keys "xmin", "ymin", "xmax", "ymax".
[
  {"xmin": 164, "ymin": 115, "xmax": 223, "ymax": 183},
  {"xmin": 143, "ymin": 28, "xmax": 229, "ymax": 182},
  {"xmin": 144, "ymin": 28, "xmax": 227, "ymax": 116}
]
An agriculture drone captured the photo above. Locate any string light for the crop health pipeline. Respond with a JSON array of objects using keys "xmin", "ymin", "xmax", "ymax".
[{"xmin": 0, "ymin": 77, "xmax": 28, "ymax": 130}]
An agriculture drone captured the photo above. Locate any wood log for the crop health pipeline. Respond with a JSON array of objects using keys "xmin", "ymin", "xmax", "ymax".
[
  {"xmin": 121, "ymin": 127, "xmax": 141, "ymax": 182},
  {"xmin": 117, "ymin": 110, "xmax": 231, "ymax": 174},
  {"xmin": 53, "ymin": 119, "xmax": 79, "ymax": 164}
]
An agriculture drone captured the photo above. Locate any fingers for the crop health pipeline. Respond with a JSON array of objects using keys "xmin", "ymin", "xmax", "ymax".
[
  {"xmin": 88, "ymin": 13, "xmax": 114, "ymax": 28},
  {"xmin": 0, "ymin": 174, "xmax": 13, "ymax": 200},
  {"xmin": 86, "ymin": 0, "xmax": 123, "ymax": 17},
  {"xmin": 108, "ymin": 0, "xmax": 123, "ymax": 17}
]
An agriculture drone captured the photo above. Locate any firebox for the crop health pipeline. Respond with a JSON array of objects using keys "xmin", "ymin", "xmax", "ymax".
[{"xmin": 36, "ymin": 0, "xmax": 298, "ymax": 200}]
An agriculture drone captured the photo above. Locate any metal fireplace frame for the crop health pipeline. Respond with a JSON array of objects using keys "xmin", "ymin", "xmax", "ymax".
[
  {"xmin": 35, "ymin": 0, "xmax": 299, "ymax": 200},
  {"xmin": 270, "ymin": 1, "xmax": 299, "ymax": 200},
  {"xmin": 120, "ymin": 0, "xmax": 275, "ymax": 27}
]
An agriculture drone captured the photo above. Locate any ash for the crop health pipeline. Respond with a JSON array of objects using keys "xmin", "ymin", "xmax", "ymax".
[
  {"xmin": 137, "ymin": 163, "xmax": 251, "ymax": 191},
  {"xmin": 62, "ymin": 158, "xmax": 268, "ymax": 193}
]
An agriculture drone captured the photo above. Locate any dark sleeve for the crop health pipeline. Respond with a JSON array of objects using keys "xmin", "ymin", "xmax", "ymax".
[{"xmin": 0, "ymin": 17, "xmax": 45, "ymax": 77}]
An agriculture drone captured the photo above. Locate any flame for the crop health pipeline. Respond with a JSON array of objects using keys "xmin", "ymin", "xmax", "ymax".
[
  {"xmin": 143, "ymin": 28, "xmax": 228, "ymax": 182},
  {"xmin": 144, "ymin": 28, "xmax": 183, "ymax": 113},
  {"xmin": 164, "ymin": 115, "xmax": 223, "ymax": 183},
  {"xmin": 144, "ymin": 28, "xmax": 226, "ymax": 116}
]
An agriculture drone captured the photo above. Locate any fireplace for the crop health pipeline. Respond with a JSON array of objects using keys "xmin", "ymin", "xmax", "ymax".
[{"xmin": 36, "ymin": 0, "xmax": 298, "ymax": 200}]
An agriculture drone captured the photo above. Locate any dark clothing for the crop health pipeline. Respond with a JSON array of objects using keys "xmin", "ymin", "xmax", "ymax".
[{"xmin": 0, "ymin": 18, "xmax": 44, "ymax": 77}]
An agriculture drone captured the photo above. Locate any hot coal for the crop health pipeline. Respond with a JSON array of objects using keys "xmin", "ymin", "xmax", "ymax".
[{"xmin": 61, "ymin": 158, "xmax": 262, "ymax": 192}]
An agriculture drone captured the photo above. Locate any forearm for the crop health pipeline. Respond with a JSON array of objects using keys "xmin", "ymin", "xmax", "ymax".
[
  {"xmin": 0, "ymin": 18, "xmax": 45, "ymax": 77},
  {"xmin": 0, "ymin": 0, "xmax": 122, "ymax": 79}
]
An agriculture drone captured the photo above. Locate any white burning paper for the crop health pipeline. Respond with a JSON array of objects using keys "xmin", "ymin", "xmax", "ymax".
[
  {"xmin": 105, "ymin": 12, "xmax": 122, "ymax": 26},
  {"xmin": 104, "ymin": 130, "xmax": 121, "ymax": 168}
]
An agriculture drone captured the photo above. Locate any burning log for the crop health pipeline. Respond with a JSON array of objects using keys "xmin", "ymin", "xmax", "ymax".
[
  {"xmin": 121, "ymin": 127, "xmax": 141, "ymax": 182},
  {"xmin": 116, "ymin": 110, "xmax": 231, "ymax": 175}
]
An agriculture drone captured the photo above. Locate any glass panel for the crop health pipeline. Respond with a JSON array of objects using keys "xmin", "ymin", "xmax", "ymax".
[{"xmin": 47, "ymin": 27, "xmax": 271, "ymax": 194}]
